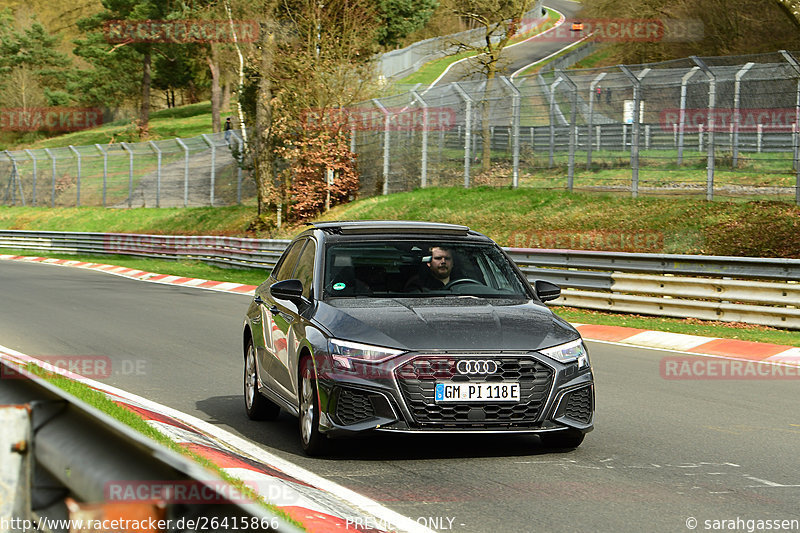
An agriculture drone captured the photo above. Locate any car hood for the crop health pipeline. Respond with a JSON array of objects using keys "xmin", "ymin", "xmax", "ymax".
[{"xmin": 313, "ymin": 298, "xmax": 578, "ymax": 352}]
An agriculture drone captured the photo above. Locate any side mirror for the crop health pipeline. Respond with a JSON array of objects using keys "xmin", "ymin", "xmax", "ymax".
[
  {"xmin": 270, "ymin": 279, "xmax": 304, "ymax": 303},
  {"xmin": 534, "ymin": 280, "xmax": 561, "ymax": 302}
]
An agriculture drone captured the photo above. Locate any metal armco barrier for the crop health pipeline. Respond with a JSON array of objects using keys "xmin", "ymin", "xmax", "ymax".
[
  {"xmin": 1, "ymin": 230, "xmax": 799, "ymax": 329},
  {"xmin": 0, "ymin": 358, "xmax": 301, "ymax": 533},
  {"xmin": 0, "ymin": 230, "xmax": 288, "ymax": 270}
]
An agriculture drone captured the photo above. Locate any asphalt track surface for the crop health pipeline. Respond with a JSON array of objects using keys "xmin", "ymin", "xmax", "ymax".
[
  {"xmin": 436, "ymin": 0, "xmax": 585, "ymax": 84},
  {"xmin": 3, "ymin": 260, "xmax": 800, "ymax": 532}
]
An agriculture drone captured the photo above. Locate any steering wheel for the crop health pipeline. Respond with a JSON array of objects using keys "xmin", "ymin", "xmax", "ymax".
[{"xmin": 445, "ymin": 278, "xmax": 482, "ymax": 289}]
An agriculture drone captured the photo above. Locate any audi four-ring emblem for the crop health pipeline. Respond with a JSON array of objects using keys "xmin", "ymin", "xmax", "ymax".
[{"xmin": 455, "ymin": 359, "xmax": 499, "ymax": 375}]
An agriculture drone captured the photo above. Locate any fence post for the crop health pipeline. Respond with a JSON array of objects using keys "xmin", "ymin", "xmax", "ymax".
[
  {"xmin": 44, "ymin": 148, "xmax": 56, "ymax": 207},
  {"xmin": 556, "ymin": 70, "xmax": 577, "ymax": 191},
  {"xmin": 94, "ymin": 145, "xmax": 108, "ymax": 207},
  {"xmin": 587, "ymin": 72, "xmax": 606, "ymax": 169},
  {"xmin": 24, "ymin": 149, "xmax": 36, "ymax": 206},
  {"xmin": 692, "ymin": 56, "xmax": 716, "ymax": 201},
  {"xmin": 121, "ymin": 142, "xmax": 133, "ymax": 208},
  {"xmin": 371, "ymin": 98, "xmax": 392, "ymax": 194},
  {"xmin": 500, "ymin": 76, "xmax": 521, "ymax": 187},
  {"xmin": 622, "ymin": 124, "xmax": 627, "ymax": 151},
  {"xmin": 698, "ymin": 124, "xmax": 704, "ymax": 152},
  {"xmin": 230, "ymin": 132, "xmax": 244, "ymax": 204},
  {"xmin": 176, "ymin": 138, "xmax": 189, "ymax": 207},
  {"xmin": 757, "ymin": 124, "xmax": 763, "ymax": 152},
  {"xmin": 620, "ymin": 65, "xmax": 642, "ymax": 198},
  {"xmin": 149, "ymin": 141, "xmax": 162, "ymax": 208},
  {"xmin": 732, "ymin": 62, "xmax": 754, "ymax": 168},
  {"xmin": 201, "ymin": 134, "xmax": 216, "ymax": 206},
  {"xmin": 3, "ymin": 150, "xmax": 23, "ymax": 206},
  {"xmin": 452, "ymin": 83, "xmax": 473, "ymax": 188},
  {"xmin": 68, "ymin": 146, "xmax": 81, "ymax": 208},
  {"xmin": 548, "ymin": 77, "xmax": 562, "ymax": 168},
  {"xmin": 780, "ymin": 50, "xmax": 800, "ymax": 205},
  {"xmin": 378, "ymin": 100, "xmax": 392, "ymax": 194},
  {"xmin": 411, "ymin": 90, "xmax": 429, "ymax": 188},
  {"xmin": 678, "ymin": 66, "xmax": 699, "ymax": 165}
]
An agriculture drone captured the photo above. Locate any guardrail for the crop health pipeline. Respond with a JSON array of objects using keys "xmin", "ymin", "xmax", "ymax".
[
  {"xmin": 0, "ymin": 357, "xmax": 301, "ymax": 533},
  {"xmin": 1, "ymin": 230, "xmax": 798, "ymax": 329}
]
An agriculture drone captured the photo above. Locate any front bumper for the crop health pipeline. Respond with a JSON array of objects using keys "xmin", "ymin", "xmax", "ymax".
[{"xmin": 315, "ymin": 352, "xmax": 594, "ymax": 438}]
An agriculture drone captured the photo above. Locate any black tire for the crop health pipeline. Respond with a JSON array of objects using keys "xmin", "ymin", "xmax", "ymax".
[
  {"xmin": 299, "ymin": 356, "xmax": 328, "ymax": 456},
  {"xmin": 244, "ymin": 338, "xmax": 280, "ymax": 421},
  {"xmin": 539, "ymin": 429, "xmax": 585, "ymax": 449}
]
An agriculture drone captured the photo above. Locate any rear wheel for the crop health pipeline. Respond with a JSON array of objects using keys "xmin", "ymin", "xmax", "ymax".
[
  {"xmin": 299, "ymin": 356, "xmax": 328, "ymax": 456},
  {"xmin": 539, "ymin": 429, "xmax": 585, "ymax": 449},
  {"xmin": 244, "ymin": 339, "xmax": 280, "ymax": 420}
]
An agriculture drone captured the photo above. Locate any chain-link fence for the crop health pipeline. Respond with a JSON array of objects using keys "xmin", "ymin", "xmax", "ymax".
[
  {"xmin": 355, "ymin": 50, "xmax": 800, "ymax": 204},
  {"xmin": 6, "ymin": 51, "xmax": 800, "ymax": 209},
  {"xmin": 1, "ymin": 130, "xmax": 253, "ymax": 208}
]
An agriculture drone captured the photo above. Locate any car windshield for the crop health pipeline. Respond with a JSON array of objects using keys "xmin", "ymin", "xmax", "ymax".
[{"xmin": 322, "ymin": 240, "xmax": 530, "ymax": 299}]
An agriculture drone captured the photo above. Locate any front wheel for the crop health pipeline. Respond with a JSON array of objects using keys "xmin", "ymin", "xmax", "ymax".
[
  {"xmin": 539, "ymin": 429, "xmax": 585, "ymax": 449},
  {"xmin": 299, "ymin": 356, "xmax": 328, "ymax": 456},
  {"xmin": 244, "ymin": 339, "xmax": 280, "ymax": 421}
]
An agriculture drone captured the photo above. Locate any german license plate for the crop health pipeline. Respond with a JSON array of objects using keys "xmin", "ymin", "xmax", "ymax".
[{"xmin": 435, "ymin": 382, "xmax": 520, "ymax": 403}]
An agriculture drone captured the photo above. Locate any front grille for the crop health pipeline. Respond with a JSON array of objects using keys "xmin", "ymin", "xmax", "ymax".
[
  {"xmin": 335, "ymin": 388, "xmax": 376, "ymax": 425},
  {"xmin": 395, "ymin": 356, "xmax": 553, "ymax": 428},
  {"xmin": 562, "ymin": 386, "xmax": 593, "ymax": 424}
]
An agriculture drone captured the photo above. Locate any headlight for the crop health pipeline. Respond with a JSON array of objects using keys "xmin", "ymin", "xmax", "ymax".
[
  {"xmin": 539, "ymin": 339, "xmax": 590, "ymax": 369},
  {"xmin": 328, "ymin": 339, "xmax": 404, "ymax": 370}
]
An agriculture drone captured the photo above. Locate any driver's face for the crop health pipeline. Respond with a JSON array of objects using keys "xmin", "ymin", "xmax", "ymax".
[{"xmin": 429, "ymin": 248, "xmax": 453, "ymax": 280}]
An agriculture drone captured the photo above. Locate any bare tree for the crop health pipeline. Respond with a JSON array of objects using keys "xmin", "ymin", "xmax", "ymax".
[{"xmin": 449, "ymin": 0, "xmax": 535, "ymax": 173}]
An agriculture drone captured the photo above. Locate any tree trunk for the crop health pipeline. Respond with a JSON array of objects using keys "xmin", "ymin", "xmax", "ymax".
[
  {"xmin": 222, "ymin": 81, "xmax": 232, "ymax": 113},
  {"xmin": 253, "ymin": 31, "xmax": 275, "ymax": 217},
  {"xmin": 208, "ymin": 44, "xmax": 221, "ymax": 133},
  {"xmin": 140, "ymin": 47, "xmax": 151, "ymax": 130}
]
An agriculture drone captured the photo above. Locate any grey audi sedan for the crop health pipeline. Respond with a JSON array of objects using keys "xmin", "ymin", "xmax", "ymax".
[{"xmin": 242, "ymin": 221, "xmax": 594, "ymax": 455}]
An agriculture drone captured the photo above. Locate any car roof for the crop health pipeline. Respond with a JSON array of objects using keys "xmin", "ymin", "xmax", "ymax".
[{"xmin": 309, "ymin": 220, "xmax": 474, "ymax": 236}]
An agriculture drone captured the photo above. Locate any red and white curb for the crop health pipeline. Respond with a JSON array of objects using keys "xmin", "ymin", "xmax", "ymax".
[
  {"xmin": 572, "ymin": 323, "xmax": 800, "ymax": 366},
  {"xmin": 0, "ymin": 344, "xmax": 433, "ymax": 533},
  {"xmin": 0, "ymin": 255, "xmax": 257, "ymax": 295}
]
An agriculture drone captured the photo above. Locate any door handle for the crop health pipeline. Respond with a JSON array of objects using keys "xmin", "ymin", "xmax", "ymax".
[
  {"xmin": 269, "ymin": 305, "xmax": 280, "ymax": 315},
  {"xmin": 254, "ymin": 295, "xmax": 264, "ymax": 305}
]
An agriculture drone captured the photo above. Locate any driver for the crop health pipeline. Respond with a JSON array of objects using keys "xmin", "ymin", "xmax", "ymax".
[
  {"xmin": 405, "ymin": 246, "xmax": 458, "ymax": 291},
  {"xmin": 427, "ymin": 246, "xmax": 454, "ymax": 286}
]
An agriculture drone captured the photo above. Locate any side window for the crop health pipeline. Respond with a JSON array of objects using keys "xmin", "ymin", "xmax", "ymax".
[
  {"xmin": 273, "ymin": 240, "xmax": 305, "ymax": 281},
  {"xmin": 292, "ymin": 240, "xmax": 317, "ymax": 299}
]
